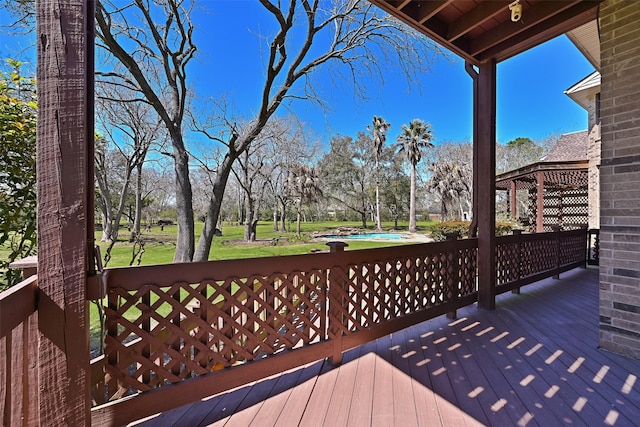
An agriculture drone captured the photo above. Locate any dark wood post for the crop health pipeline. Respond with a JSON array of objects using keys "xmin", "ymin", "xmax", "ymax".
[
  {"xmin": 476, "ymin": 59, "xmax": 497, "ymax": 311},
  {"xmin": 552, "ymin": 225, "xmax": 561, "ymax": 279},
  {"xmin": 327, "ymin": 241, "xmax": 348, "ymax": 253},
  {"xmin": 465, "ymin": 61, "xmax": 479, "ymax": 238},
  {"xmin": 8, "ymin": 255, "xmax": 38, "ymax": 280},
  {"xmin": 510, "ymin": 180, "xmax": 518, "ymax": 219},
  {"xmin": 327, "ymin": 241, "xmax": 347, "ymax": 365},
  {"xmin": 536, "ymin": 172, "xmax": 545, "ymax": 232},
  {"xmin": 512, "ymin": 229, "xmax": 522, "ymax": 295},
  {"xmin": 36, "ymin": 0, "xmax": 92, "ymax": 424},
  {"xmin": 445, "ymin": 233, "xmax": 459, "ymax": 319}
]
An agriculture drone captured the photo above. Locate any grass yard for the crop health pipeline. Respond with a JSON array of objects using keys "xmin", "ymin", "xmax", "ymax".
[{"xmin": 96, "ymin": 220, "xmax": 435, "ymax": 267}]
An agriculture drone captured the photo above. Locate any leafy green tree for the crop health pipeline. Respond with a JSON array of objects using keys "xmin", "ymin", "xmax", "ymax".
[
  {"xmin": 497, "ymin": 136, "xmax": 545, "ymax": 173},
  {"xmin": 320, "ymin": 134, "xmax": 375, "ymax": 228},
  {"xmin": 0, "ymin": 59, "xmax": 37, "ymax": 289},
  {"xmin": 395, "ymin": 119, "xmax": 434, "ymax": 232},
  {"xmin": 379, "ymin": 147, "xmax": 410, "ymax": 227},
  {"xmin": 369, "ymin": 116, "xmax": 391, "ymax": 231}
]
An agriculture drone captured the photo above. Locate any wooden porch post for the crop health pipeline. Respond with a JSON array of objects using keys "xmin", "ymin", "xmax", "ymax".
[
  {"xmin": 465, "ymin": 62, "xmax": 479, "ymax": 238},
  {"xmin": 36, "ymin": 0, "xmax": 92, "ymax": 424},
  {"xmin": 536, "ymin": 171, "xmax": 545, "ymax": 232},
  {"xmin": 476, "ymin": 59, "xmax": 497, "ymax": 311},
  {"xmin": 510, "ymin": 180, "xmax": 518, "ymax": 219}
]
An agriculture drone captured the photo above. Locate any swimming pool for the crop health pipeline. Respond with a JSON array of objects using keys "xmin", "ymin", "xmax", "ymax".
[{"xmin": 323, "ymin": 232, "xmax": 404, "ymax": 240}]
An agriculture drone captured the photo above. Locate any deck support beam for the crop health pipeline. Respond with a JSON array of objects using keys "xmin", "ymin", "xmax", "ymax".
[
  {"xmin": 36, "ymin": 0, "xmax": 93, "ymax": 424},
  {"xmin": 476, "ymin": 59, "xmax": 497, "ymax": 311}
]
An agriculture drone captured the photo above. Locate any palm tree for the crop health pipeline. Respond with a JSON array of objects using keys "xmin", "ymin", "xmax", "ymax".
[
  {"xmin": 287, "ymin": 164, "xmax": 322, "ymax": 236},
  {"xmin": 427, "ymin": 162, "xmax": 471, "ymax": 221},
  {"xmin": 395, "ymin": 119, "xmax": 434, "ymax": 232},
  {"xmin": 369, "ymin": 116, "xmax": 391, "ymax": 231}
]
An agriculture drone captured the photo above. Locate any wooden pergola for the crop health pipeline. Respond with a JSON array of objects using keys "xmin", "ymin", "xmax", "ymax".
[
  {"xmin": 31, "ymin": 0, "xmax": 603, "ymax": 424},
  {"xmin": 496, "ymin": 160, "xmax": 589, "ymax": 232}
]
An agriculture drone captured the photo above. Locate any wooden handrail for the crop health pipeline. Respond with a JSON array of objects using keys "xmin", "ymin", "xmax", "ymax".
[
  {"xmin": 0, "ymin": 275, "xmax": 38, "ymax": 338},
  {"xmin": 104, "ymin": 239, "xmax": 477, "ymax": 291}
]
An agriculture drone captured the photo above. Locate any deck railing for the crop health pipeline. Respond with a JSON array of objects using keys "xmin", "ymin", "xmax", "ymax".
[
  {"xmin": 0, "ymin": 275, "xmax": 39, "ymax": 427},
  {"xmin": 90, "ymin": 238, "xmax": 479, "ymax": 424},
  {"xmin": 0, "ymin": 229, "xmax": 591, "ymax": 426},
  {"xmin": 496, "ymin": 228, "xmax": 588, "ymax": 294},
  {"xmin": 587, "ymin": 228, "xmax": 600, "ymax": 266}
]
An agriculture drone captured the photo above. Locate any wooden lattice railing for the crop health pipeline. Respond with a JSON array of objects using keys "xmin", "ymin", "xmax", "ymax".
[
  {"xmin": 89, "ymin": 229, "xmax": 589, "ymax": 424},
  {"xmin": 496, "ymin": 229, "xmax": 588, "ymax": 293},
  {"xmin": 0, "ymin": 275, "xmax": 39, "ymax": 427},
  {"xmin": 91, "ymin": 239, "xmax": 478, "ymax": 423}
]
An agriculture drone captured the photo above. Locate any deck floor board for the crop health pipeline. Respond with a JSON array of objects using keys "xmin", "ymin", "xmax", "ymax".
[{"xmin": 129, "ymin": 268, "xmax": 640, "ymax": 426}]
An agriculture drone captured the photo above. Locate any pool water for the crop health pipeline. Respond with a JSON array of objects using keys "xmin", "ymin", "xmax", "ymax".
[{"xmin": 324, "ymin": 233, "xmax": 404, "ymax": 240}]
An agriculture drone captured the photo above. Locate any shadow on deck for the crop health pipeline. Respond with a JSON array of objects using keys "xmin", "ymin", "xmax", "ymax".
[{"xmin": 129, "ymin": 268, "xmax": 640, "ymax": 426}]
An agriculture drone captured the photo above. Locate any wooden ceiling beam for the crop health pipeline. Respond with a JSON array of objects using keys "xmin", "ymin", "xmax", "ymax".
[
  {"xmin": 385, "ymin": 0, "xmax": 412, "ymax": 10},
  {"xmin": 397, "ymin": 0, "xmax": 412, "ymax": 11},
  {"xmin": 469, "ymin": 0, "xmax": 582, "ymax": 57},
  {"xmin": 368, "ymin": 0, "xmax": 476, "ymax": 64},
  {"xmin": 480, "ymin": 2, "xmax": 599, "ymax": 63},
  {"xmin": 415, "ymin": 0, "xmax": 453, "ymax": 24},
  {"xmin": 447, "ymin": 1, "xmax": 508, "ymax": 42}
]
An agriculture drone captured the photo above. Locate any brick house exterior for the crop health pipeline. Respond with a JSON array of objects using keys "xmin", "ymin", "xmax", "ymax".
[
  {"xmin": 565, "ymin": 71, "xmax": 601, "ymax": 230},
  {"xmin": 598, "ymin": 0, "xmax": 640, "ymax": 359}
]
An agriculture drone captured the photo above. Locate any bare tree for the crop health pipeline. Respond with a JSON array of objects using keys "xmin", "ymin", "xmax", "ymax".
[
  {"xmin": 95, "ymin": 0, "xmax": 197, "ymax": 262},
  {"xmin": 232, "ymin": 142, "xmax": 270, "ymax": 241},
  {"xmin": 95, "ymin": 85, "xmax": 159, "ymax": 242},
  {"xmin": 0, "ymin": 0, "xmax": 35, "ymax": 35},
  {"xmin": 192, "ymin": 0, "xmax": 440, "ymax": 261},
  {"xmin": 262, "ymin": 117, "xmax": 318, "ymax": 232}
]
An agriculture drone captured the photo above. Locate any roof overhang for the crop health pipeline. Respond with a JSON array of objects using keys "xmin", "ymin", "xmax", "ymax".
[
  {"xmin": 565, "ymin": 70, "xmax": 600, "ymax": 110},
  {"xmin": 566, "ymin": 19, "xmax": 600, "ymax": 70},
  {"xmin": 367, "ymin": 0, "xmax": 603, "ymax": 65}
]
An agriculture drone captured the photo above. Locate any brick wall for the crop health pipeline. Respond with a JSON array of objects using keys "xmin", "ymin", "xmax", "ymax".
[
  {"xmin": 587, "ymin": 95, "xmax": 600, "ymax": 229},
  {"xmin": 599, "ymin": 0, "xmax": 640, "ymax": 359}
]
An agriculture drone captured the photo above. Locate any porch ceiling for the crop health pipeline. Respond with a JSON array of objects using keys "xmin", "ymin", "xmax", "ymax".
[{"xmin": 367, "ymin": 0, "xmax": 603, "ymax": 65}]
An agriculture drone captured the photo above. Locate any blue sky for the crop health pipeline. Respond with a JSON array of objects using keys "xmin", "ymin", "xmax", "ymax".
[{"xmin": 1, "ymin": 1, "xmax": 595, "ymax": 147}]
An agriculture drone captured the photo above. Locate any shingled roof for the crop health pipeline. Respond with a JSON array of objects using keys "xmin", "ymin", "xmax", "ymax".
[
  {"xmin": 496, "ymin": 130, "xmax": 589, "ymax": 191},
  {"xmin": 542, "ymin": 130, "xmax": 588, "ymax": 162}
]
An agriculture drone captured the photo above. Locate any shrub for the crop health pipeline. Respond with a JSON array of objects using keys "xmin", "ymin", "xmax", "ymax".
[
  {"xmin": 429, "ymin": 221, "xmax": 471, "ymax": 241},
  {"xmin": 429, "ymin": 220, "xmax": 517, "ymax": 241}
]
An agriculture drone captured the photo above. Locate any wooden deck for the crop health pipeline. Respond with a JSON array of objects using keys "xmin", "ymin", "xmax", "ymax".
[{"xmin": 129, "ymin": 267, "xmax": 640, "ymax": 426}]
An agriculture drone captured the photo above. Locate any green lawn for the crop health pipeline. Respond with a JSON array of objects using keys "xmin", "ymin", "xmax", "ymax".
[{"xmin": 96, "ymin": 220, "xmax": 434, "ymax": 267}]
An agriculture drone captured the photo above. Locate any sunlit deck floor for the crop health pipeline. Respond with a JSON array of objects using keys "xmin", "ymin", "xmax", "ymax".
[{"xmin": 130, "ymin": 267, "xmax": 640, "ymax": 426}]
